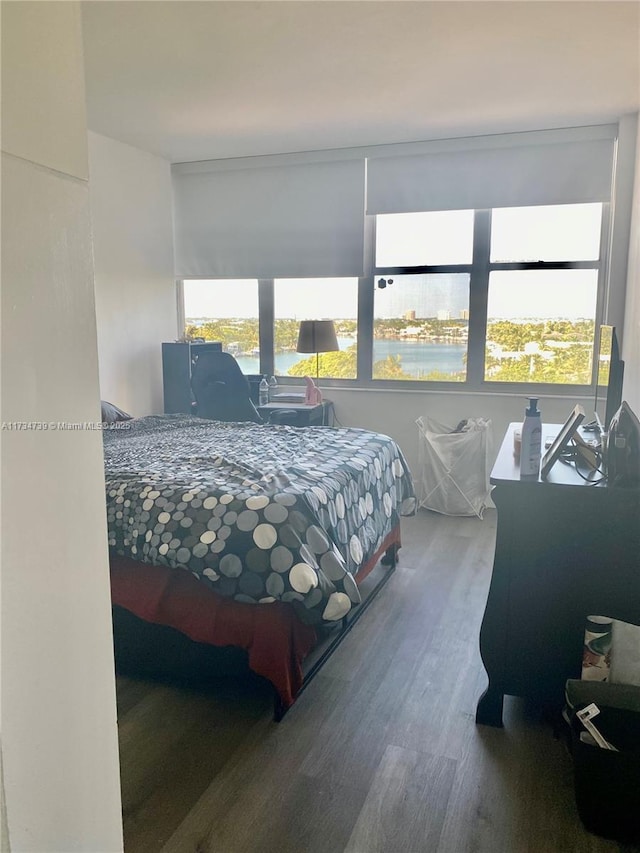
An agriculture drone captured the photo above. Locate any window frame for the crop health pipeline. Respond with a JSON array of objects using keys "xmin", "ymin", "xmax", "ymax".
[
  {"xmin": 180, "ymin": 203, "xmax": 611, "ymax": 395},
  {"xmin": 271, "ymin": 277, "xmax": 360, "ymax": 381},
  {"xmin": 364, "ymin": 206, "xmax": 609, "ymax": 395}
]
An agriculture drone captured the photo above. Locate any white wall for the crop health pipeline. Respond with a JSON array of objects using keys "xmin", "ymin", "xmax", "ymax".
[
  {"xmin": 1, "ymin": 4, "xmax": 123, "ymax": 851},
  {"xmin": 89, "ymin": 131, "xmax": 176, "ymax": 416},
  {"xmin": 1, "ymin": 742, "xmax": 9, "ymax": 852},
  {"xmin": 622, "ymin": 113, "xmax": 640, "ymax": 415},
  {"xmin": 325, "ymin": 387, "xmax": 593, "ymax": 481}
]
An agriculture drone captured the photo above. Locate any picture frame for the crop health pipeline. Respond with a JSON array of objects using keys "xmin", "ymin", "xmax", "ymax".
[{"xmin": 540, "ymin": 404, "xmax": 586, "ymax": 479}]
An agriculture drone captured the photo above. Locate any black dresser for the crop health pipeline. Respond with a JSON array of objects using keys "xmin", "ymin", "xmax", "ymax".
[
  {"xmin": 162, "ymin": 341, "xmax": 222, "ymax": 414},
  {"xmin": 476, "ymin": 422, "xmax": 640, "ymax": 727}
]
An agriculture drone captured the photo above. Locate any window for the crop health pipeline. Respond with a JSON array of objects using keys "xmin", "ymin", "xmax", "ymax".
[
  {"xmin": 485, "ymin": 204, "xmax": 602, "ymax": 385},
  {"xmin": 490, "ymin": 204, "xmax": 602, "ymax": 263},
  {"xmin": 374, "ymin": 204, "xmax": 603, "ymax": 387},
  {"xmin": 373, "ymin": 210, "xmax": 473, "ymax": 383},
  {"xmin": 274, "ymin": 278, "xmax": 358, "ymax": 379},
  {"xmin": 183, "ymin": 279, "xmax": 260, "ymax": 373},
  {"xmin": 182, "ymin": 204, "xmax": 606, "ymax": 391},
  {"xmin": 485, "ymin": 270, "xmax": 598, "ymax": 384},
  {"xmin": 376, "ymin": 210, "xmax": 474, "ymax": 266},
  {"xmin": 373, "ymin": 274, "xmax": 470, "ymax": 381}
]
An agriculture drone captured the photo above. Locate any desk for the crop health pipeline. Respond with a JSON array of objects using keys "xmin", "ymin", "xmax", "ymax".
[
  {"xmin": 257, "ymin": 400, "xmax": 333, "ymax": 427},
  {"xmin": 476, "ymin": 423, "xmax": 640, "ymax": 727}
]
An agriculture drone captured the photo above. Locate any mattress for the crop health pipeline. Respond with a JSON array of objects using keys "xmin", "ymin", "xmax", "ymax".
[{"xmin": 103, "ymin": 415, "xmax": 416, "ymax": 625}]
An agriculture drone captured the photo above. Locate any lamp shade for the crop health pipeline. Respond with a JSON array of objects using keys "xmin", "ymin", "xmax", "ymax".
[{"xmin": 296, "ymin": 320, "xmax": 339, "ymax": 354}]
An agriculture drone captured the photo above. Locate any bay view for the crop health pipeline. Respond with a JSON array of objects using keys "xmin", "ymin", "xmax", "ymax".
[
  {"xmin": 242, "ymin": 338, "xmax": 468, "ymax": 378},
  {"xmin": 185, "ymin": 316, "xmax": 596, "ymax": 385}
]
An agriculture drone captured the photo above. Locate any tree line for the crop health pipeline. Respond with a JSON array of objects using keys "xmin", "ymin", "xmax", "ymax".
[{"xmin": 185, "ymin": 317, "xmax": 595, "ymax": 384}]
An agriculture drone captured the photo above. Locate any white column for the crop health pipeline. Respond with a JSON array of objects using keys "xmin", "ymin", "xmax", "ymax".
[{"xmin": 1, "ymin": 3, "xmax": 123, "ymax": 850}]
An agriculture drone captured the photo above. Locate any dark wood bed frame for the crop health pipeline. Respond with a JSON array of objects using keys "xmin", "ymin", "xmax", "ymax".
[
  {"xmin": 273, "ymin": 542, "xmax": 399, "ymax": 720},
  {"xmin": 112, "ymin": 541, "xmax": 400, "ymax": 722}
]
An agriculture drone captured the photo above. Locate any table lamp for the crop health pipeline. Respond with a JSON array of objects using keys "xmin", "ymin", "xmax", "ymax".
[{"xmin": 296, "ymin": 320, "xmax": 339, "ymax": 379}]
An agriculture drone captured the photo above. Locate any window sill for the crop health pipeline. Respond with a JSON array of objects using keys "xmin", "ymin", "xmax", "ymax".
[{"xmin": 289, "ymin": 379, "xmax": 594, "ymax": 399}]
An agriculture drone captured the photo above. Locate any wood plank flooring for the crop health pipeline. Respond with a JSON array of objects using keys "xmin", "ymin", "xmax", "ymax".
[{"xmin": 116, "ymin": 510, "xmax": 636, "ymax": 853}]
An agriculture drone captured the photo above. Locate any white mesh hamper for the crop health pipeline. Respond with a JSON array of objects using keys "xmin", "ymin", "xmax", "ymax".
[{"xmin": 416, "ymin": 416, "xmax": 493, "ymax": 517}]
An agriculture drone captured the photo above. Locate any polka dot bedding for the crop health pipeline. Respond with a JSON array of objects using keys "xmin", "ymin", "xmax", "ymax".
[{"xmin": 103, "ymin": 415, "xmax": 416, "ymax": 625}]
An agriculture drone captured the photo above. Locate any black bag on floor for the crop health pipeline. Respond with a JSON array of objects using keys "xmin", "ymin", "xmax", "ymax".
[{"xmin": 564, "ymin": 679, "xmax": 640, "ymax": 842}]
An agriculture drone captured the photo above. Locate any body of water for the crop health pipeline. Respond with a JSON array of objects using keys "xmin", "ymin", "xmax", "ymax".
[
  {"xmin": 372, "ymin": 340, "xmax": 466, "ymax": 376},
  {"xmin": 235, "ymin": 337, "xmax": 466, "ymax": 378}
]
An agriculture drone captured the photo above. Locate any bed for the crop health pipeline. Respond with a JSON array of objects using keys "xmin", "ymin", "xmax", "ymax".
[{"xmin": 105, "ymin": 414, "xmax": 416, "ymax": 714}]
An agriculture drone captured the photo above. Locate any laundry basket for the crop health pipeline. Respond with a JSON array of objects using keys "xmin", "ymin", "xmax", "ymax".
[{"xmin": 416, "ymin": 416, "xmax": 493, "ymax": 517}]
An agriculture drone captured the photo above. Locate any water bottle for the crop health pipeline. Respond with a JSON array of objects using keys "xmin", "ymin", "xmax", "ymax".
[
  {"xmin": 259, "ymin": 376, "xmax": 269, "ymax": 406},
  {"xmin": 268, "ymin": 375, "xmax": 278, "ymax": 402}
]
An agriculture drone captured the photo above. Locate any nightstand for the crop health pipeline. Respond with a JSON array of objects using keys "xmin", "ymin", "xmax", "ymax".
[{"xmin": 257, "ymin": 400, "xmax": 334, "ymax": 426}]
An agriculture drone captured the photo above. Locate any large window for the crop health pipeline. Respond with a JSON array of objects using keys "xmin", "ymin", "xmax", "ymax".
[
  {"xmin": 274, "ymin": 278, "xmax": 358, "ymax": 379},
  {"xmin": 490, "ymin": 204, "xmax": 602, "ymax": 263},
  {"xmin": 373, "ymin": 210, "xmax": 473, "ymax": 382},
  {"xmin": 373, "ymin": 203, "xmax": 603, "ymax": 387},
  {"xmin": 182, "ymin": 203, "xmax": 606, "ymax": 391},
  {"xmin": 373, "ymin": 274, "xmax": 470, "ymax": 381},
  {"xmin": 484, "ymin": 204, "xmax": 602, "ymax": 385},
  {"xmin": 485, "ymin": 270, "xmax": 598, "ymax": 384},
  {"xmin": 375, "ymin": 210, "xmax": 474, "ymax": 266},
  {"xmin": 183, "ymin": 279, "xmax": 260, "ymax": 372}
]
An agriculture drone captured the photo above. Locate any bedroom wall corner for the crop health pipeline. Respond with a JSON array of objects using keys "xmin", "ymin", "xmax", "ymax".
[
  {"xmin": 89, "ymin": 131, "xmax": 176, "ymax": 417},
  {"xmin": 1, "ymin": 3, "xmax": 123, "ymax": 851}
]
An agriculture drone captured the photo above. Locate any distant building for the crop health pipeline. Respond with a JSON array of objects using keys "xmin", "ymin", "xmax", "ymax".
[
  {"xmin": 437, "ymin": 310, "xmax": 451, "ymax": 321},
  {"xmin": 460, "ymin": 309, "xmax": 469, "ymax": 320},
  {"xmin": 404, "ymin": 309, "xmax": 416, "ymax": 320}
]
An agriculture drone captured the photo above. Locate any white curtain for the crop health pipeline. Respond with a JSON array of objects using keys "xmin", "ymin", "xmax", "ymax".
[
  {"xmin": 173, "ymin": 158, "xmax": 365, "ymax": 278},
  {"xmin": 172, "ymin": 125, "xmax": 618, "ymax": 278},
  {"xmin": 367, "ymin": 128, "xmax": 616, "ymax": 214}
]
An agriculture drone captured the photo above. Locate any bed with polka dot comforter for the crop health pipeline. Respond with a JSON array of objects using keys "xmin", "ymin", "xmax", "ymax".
[{"xmin": 104, "ymin": 415, "xmax": 416, "ymax": 625}]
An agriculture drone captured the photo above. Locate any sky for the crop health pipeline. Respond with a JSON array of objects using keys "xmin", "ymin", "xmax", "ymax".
[
  {"xmin": 184, "ymin": 270, "xmax": 598, "ymax": 322},
  {"xmin": 487, "ymin": 270, "xmax": 598, "ymax": 320}
]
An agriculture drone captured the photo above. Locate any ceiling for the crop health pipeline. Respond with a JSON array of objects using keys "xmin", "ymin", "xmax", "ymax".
[{"xmin": 81, "ymin": 1, "xmax": 640, "ymax": 164}]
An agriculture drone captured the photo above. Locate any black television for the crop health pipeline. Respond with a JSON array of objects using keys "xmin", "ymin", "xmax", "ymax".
[{"xmin": 593, "ymin": 325, "xmax": 625, "ymax": 433}]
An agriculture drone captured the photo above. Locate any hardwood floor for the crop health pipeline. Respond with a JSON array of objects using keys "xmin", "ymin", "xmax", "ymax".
[{"xmin": 116, "ymin": 510, "xmax": 634, "ymax": 853}]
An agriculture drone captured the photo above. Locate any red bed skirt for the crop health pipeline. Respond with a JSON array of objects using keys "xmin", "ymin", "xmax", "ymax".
[{"xmin": 110, "ymin": 526, "xmax": 400, "ymax": 709}]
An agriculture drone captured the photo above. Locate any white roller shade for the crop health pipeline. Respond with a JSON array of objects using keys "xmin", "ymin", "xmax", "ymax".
[
  {"xmin": 173, "ymin": 158, "xmax": 365, "ymax": 278},
  {"xmin": 367, "ymin": 131, "xmax": 616, "ymax": 214}
]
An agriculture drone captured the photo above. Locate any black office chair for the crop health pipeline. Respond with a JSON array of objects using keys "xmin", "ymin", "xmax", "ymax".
[{"xmin": 190, "ymin": 351, "xmax": 263, "ymax": 423}]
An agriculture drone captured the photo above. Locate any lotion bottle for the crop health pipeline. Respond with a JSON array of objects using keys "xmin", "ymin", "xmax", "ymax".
[{"xmin": 520, "ymin": 397, "xmax": 542, "ymax": 477}]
